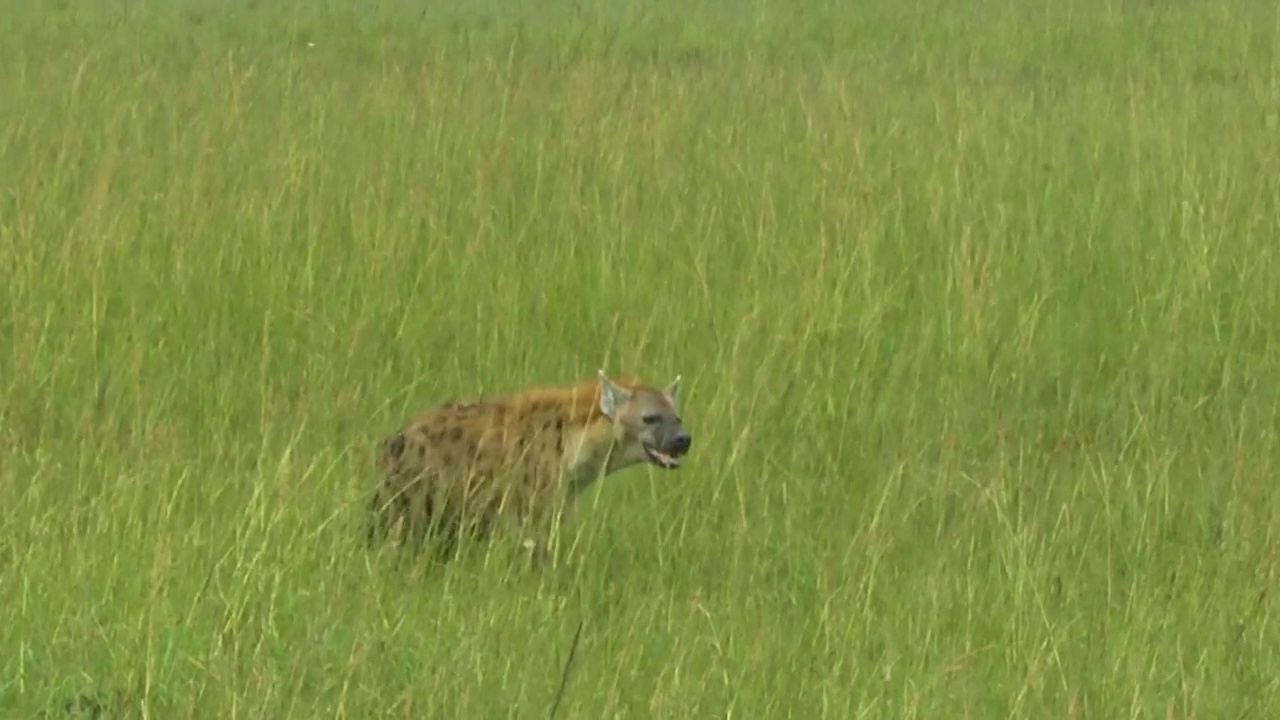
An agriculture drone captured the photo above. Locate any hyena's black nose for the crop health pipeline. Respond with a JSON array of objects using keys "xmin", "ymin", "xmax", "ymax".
[{"xmin": 671, "ymin": 432, "xmax": 691, "ymax": 455}]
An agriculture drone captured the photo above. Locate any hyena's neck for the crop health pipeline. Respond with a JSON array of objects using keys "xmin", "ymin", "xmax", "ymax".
[{"xmin": 562, "ymin": 419, "xmax": 625, "ymax": 496}]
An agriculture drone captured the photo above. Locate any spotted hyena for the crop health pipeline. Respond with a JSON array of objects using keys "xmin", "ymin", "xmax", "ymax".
[{"xmin": 368, "ymin": 370, "xmax": 691, "ymax": 564}]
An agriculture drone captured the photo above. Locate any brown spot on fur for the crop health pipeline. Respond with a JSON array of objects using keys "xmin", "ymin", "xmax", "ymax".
[{"xmin": 386, "ymin": 432, "xmax": 406, "ymax": 459}]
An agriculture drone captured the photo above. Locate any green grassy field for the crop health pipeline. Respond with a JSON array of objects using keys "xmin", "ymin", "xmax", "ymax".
[{"xmin": 2, "ymin": 0, "xmax": 1279, "ymax": 717}]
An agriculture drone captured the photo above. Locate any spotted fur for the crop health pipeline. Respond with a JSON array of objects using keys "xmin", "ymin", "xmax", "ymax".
[{"xmin": 368, "ymin": 370, "xmax": 691, "ymax": 565}]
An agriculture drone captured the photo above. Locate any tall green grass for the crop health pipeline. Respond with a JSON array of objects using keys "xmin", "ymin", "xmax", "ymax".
[{"xmin": 2, "ymin": 1, "xmax": 1279, "ymax": 716}]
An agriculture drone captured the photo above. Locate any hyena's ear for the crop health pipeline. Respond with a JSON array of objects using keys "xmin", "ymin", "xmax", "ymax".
[
  {"xmin": 597, "ymin": 369, "xmax": 632, "ymax": 419},
  {"xmin": 663, "ymin": 375, "xmax": 682, "ymax": 410}
]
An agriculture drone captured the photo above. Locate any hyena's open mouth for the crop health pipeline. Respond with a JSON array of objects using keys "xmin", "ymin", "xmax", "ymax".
[{"xmin": 643, "ymin": 442, "xmax": 682, "ymax": 469}]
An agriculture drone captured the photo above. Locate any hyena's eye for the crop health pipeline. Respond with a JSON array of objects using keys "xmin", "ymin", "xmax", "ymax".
[{"xmin": 641, "ymin": 413, "xmax": 662, "ymax": 425}]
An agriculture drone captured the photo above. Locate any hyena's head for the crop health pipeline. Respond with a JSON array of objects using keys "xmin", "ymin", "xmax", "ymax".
[{"xmin": 597, "ymin": 370, "xmax": 691, "ymax": 470}]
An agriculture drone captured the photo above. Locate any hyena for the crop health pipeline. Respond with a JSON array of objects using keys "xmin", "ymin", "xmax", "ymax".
[{"xmin": 368, "ymin": 370, "xmax": 691, "ymax": 564}]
